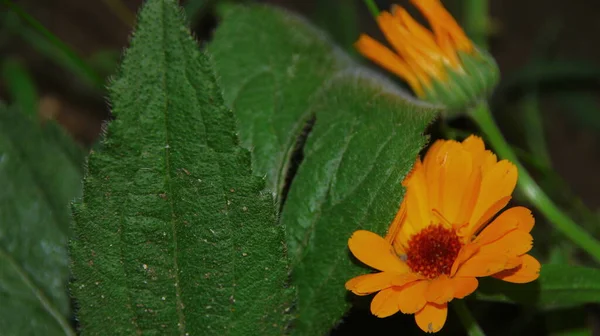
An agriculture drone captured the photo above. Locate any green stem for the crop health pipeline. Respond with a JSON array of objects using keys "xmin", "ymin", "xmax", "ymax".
[
  {"xmin": 362, "ymin": 0, "xmax": 380, "ymax": 20},
  {"xmin": 453, "ymin": 300, "xmax": 485, "ymax": 336},
  {"xmin": 470, "ymin": 101, "xmax": 600, "ymax": 263},
  {"xmin": 463, "ymin": 0, "xmax": 488, "ymax": 49}
]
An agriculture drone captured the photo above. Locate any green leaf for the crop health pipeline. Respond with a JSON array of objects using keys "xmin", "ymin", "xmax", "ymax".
[
  {"xmin": 1, "ymin": 58, "xmax": 38, "ymax": 118},
  {"xmin": 281, "ymin": 76, "xmax": 434, "ymax": 334},
  {"xmin": 475, "ymin": 264, "xmax": 600, "ymax": 309},
  {"xmin": 69, "ymin": 1, "xmax": 293, "ymax": 335},
  {"xmin": 210, "ymin": 5, "xmax": 436, "ymax": 334},
  {"xmin": 208, "ymin": 5, "xmax": 353, "ymax": 201},
  {"xmin": 0, "ymin": 104, "xmax": 82, "ymax": 335}
]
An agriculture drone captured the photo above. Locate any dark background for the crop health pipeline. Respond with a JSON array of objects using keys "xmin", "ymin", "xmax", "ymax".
[{"xmin": 1, "ymin": 0, "xmax": 599, "ymax": 334}]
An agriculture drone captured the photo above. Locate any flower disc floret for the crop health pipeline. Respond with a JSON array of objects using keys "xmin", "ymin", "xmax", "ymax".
[{"xmin": 406, "ymin": 225, "xmax": 462, "ymax": 279}]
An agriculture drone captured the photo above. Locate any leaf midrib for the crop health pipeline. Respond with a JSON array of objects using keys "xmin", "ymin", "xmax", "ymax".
[
  {"xmin": 0, "ymin": 248, "xmax": 75, "ymax": 336},
  {"xmin": 160, "ymin": 1, "xmax": 186, "ymax": 333}
]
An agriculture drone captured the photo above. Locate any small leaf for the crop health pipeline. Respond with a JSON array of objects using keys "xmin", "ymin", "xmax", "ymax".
[
  {"xmin": 0, "ymin": 104, "xmax": 82, "ymax": 335},
  {"xmin": 208, "ymin": 5, "xmax": 353, "ymax": 201},
  {"xmin": 475, "ymin": 264, "xmax": 600, "ymax": 309},
  {"xmin": 69, "ymin": 0, "xmax": 293, "ymax": 335}
]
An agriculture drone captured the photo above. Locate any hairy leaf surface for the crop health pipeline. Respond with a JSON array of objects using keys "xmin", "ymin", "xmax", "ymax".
[
  {"xmin": 281, "ymin": 75, "xmax": 435, "ymax": 334},
  {"xmin": 209, "ymin": 5, "xmax": 437, "ymax": 334},
  {"xmin": 70, "ymin": 1, "xmax": 293, "ymax": 335},
  {"xmin": 209, "ymin": 5, "xmax": 353, "ymax": 201}
]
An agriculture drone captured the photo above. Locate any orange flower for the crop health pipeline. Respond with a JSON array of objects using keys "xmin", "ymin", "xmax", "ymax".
[
  {"xmin": 345, "ymin": 136, "xmax": 540, "ymax": 333},
  {"xmin": 355, "ymin": 0, "xmax": 498, "ymax": 109}
]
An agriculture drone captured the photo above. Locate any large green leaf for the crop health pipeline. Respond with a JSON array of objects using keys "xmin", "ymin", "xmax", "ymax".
[
  {"xmin": 210, "ymin": 5, "xmax": 437, "ymax": 334},
  {"xmin": 208, "ymin": 5, "xmax": 353, "ymax": 201},
  {"xmin": 0, "ymin": 105, "xmax": 82, "ymax": 335},
  {"xmin": 69, "ymin": 0, "xmax": 293, "ymax": 335},
  {"xmin": 281, "ymin": 77, "xmax": 434, "ymax": 334},
  {"xmin": 475, "ymin": 264, "xmax": 600, "ymax": 309}
]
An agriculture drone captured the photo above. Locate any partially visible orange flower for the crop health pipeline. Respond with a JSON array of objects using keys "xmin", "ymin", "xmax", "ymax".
[
  {"xmin": 345, "ymin": 135, "xmax": 540, "ymax": 333},
  {"xmin": 356, "ymin": 0, "xmax": 498, "ymax": 109}
]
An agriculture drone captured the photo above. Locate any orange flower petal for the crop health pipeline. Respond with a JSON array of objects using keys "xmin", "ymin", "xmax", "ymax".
[
  {"xmin": 415, "ymin": 302, "xmax": 448, "ymax": 333},
  {"xmin": 455, "ymin": 253, "xmax": 521, "ymax": 278},
  {"xmin": 493, "ymin": 254, "xmax": 541, "ymax": 283},
  {"xmin": 397, "ymin": 279, "xmax": 429, "ymax": 314},
  {"xmin": 461, "ymin": 136, "xmax": 497, "ymax": 172},
  {"xmin": 501, "ymin": 206, "xmax": 535, "ymax": 232},
  {"xmin": 392, "ymin": 5, "xmax": 438, "ymax": 52},
  {"xmin": 479, "ymin": 230, "xmax": 533, "ymax": 257},
  {"xmin": 454, "ymin": 166, "xmax": 482, "ymax": 227},
  {"xmin": 391, "ymin": 272, "xmax": 424, "ymax": 287},
  {"xmin": 345, "ymin": 272, "xmax": 397, "ymax": 295},
  {"xmin": 452, "ymin": 277, "xmax": 478, "ymax": 298},
  {"xmin": 403, "ymin": 160, "xmax": 432, "ymax": 233},
  {"xmin": 371, "ymin": 287, "xmax": 402, "ymax": 318},
  {"xmin": 425, "ymin": 275, "xmax": 454, "ymax": 304},
  {"xmin": 385, "ymin": 199, "xmax": 406, "ymax": 251},
  {"xmin": 422, "ymin": 140, "xmax": 445, "ymax": 208},
  {"xmin": 354, "ymin": 34, "xmax": 424, "ymax": 96},
  {"xmin": 450, "ymin": 243, "xmax": 479, "ymax": 276},
  {"xmin": 470, "ymin": 160, "xmax": 517, "ymax": 228},
  {"xmin": 475, "ymin": 210, "xmax": 518, "ymax": 245},
  {"xmin": 437, "ymin": 143, "xmax": 474, "ymax": 224},
  {"xmin": 348, "ymin": 230, "xmax": 410, "ymax": 273},
  {"xmin": 475, "ymin": 206, "xmax": 535, "ymax": 245},
  {"xmin": 468, "ymin": 195, "xmax": 512, "ymax": 239},
  {"xmin": 411, "ymin": 0, "xmax": 473, "ymax": 53},
  {"xmin": 377, "ymin": 12, "xmax": 440, "ymax": 85},
  {"xmin": 392, "ymin": 7, "xmax": 450, "ymax": 74},
  {"xmin": 420, "ymin": 140, "xmax": 483, "ymax": 226}
]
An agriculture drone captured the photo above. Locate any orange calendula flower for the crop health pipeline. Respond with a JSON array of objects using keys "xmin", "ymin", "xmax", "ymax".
[
  {"xmin": 345, "ymin": 135, "xmax": 540, "ymax": 333},
  {"xmin": 356, "ymin": 0, "xmax": 499, "ymax": 110}
]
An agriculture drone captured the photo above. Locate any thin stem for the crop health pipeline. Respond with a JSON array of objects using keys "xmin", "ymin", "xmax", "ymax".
[
  {"xmin": 362, "ymin": 0, "xmax": 380, "ymax": 20},
  {"xmin": 453, "ymin": 300, "xmax": 485, "ymax": 336},
  {"xmin": 470, "ymin": 101, "xmax": 600, "ymax": 264},
  {"xmin": 463, "ymin": 0, "xmax": 488, "ymax": 49}
]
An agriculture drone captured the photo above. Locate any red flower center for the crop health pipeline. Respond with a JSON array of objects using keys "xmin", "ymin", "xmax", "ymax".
[{"xmin": 405, "ymin": 225, "xmax": 462, "ymax": 279}]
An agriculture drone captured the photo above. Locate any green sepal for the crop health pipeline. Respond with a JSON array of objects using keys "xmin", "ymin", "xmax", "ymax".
[{"xmin": 424, "ymin": 49, "xmax": 500, "ymax": 116}]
